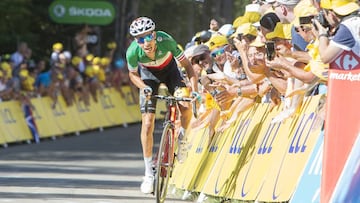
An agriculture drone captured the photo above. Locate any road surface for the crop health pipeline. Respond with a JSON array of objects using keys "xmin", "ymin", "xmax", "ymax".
[{"xmin": 0, "ymin": 123, "xmax": 195, "ymax": 203}]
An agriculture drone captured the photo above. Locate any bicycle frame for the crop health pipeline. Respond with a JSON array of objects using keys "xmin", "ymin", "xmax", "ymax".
[{"xmin": 150, "ymin": 95, "xmax": 194, "ymax": 203}]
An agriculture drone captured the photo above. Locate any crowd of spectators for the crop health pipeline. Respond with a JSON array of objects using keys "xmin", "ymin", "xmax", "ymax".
[
  {"xmin": 181, "ymin": 0, "xmax": 359, "ymax": 139},
  {"xmin": 0, "ymin": 37, "xmax": 134, "ymax": 108},
  {"xmin": 1, "ymin": 0, "xmax": 359, "ymax": 134}
]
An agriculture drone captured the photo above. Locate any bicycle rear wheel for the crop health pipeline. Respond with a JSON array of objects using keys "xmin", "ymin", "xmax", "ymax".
[{"xmin": 155, "ymin": 122, "xmax": 174, "ymax": 203}]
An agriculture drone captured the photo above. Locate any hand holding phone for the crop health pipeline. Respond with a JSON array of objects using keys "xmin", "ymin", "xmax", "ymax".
[{"xmin": 265, "ymin": 41, "xmax": 275, "ymax": 61}]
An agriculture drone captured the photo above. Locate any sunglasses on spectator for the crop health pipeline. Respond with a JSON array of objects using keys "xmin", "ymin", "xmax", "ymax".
[
  {"xmin": 295, "ymin": 26, "xmax": 312, "ymax": 33},
  {"xmin": 136, "ymin": 33, "xmax": 154, "ymax": 44},
  {"xmin": 211, "ymin": 47, "xmax": 226, "ymax": 58},
  {"xmin": 192, "ymin": 54, "xmax": 207, "ymax": 64}
]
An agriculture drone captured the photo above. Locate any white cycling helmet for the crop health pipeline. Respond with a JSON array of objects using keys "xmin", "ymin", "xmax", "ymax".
[{"xmin": 129, "ymin": 17, "xmax": 156, "ymax": 37}]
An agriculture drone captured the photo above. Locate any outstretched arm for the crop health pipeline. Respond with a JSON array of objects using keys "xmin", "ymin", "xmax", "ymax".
[{"xmin": 179, "ymin": 57, "xmax": 198, "ymax": 93}]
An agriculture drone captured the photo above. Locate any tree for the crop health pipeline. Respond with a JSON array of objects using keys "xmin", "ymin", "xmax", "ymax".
[{"xmin": 0, "ymin": 0, "xmax": 250, "ymax": 62}]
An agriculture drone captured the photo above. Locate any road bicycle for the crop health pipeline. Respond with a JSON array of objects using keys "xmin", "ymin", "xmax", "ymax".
[{"xmin": 147, "ymin": 94, "xmax": 197, "ymax": 203}]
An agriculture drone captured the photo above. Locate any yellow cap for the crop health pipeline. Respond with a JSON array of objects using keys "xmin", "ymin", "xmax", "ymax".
[
  {"xmin": 71, "ymin": 56, "xmax": 82, "ymax": 66},
  {"xmin": 1, "ymin": 62, "xmax": 10, "ymax": 70},
  {"xmin": 205, "ymin": 34, "xmax": 229, "ymax": 51},
  {"xmin": 232, "ymin": 16, "xmax": 244, "ymax": 29},
  {"xmin": 19, "ymin": 69, "xmax": 29, "ymax": 78},
  {"xmin": 101, "ymin": 57, "xmax": 111, "ymax": 66},
  {"xmin": 331, "ymin": 0, "xmax": 359, "ymax": 16},
  {"xmin": 52, "ymin": 42, "xmax": 63, "ymax": 51},
  {"xmin": 85, "ymin": 54, "xmax": 94, "ymax": 62},
  {"xmin": 266, "ymin": 22, "xmax": 291, "ymax": 40},
  {"xmin": 294, "ymin": 0, "xmax": 318, "ymax": 16},
  {"xmin": 232, "ymin": 23, "xmax": 258, "ymax": 38},
  {"xmin": 243, "ymin": 11, "xmax": 261, "ymax": 24},
  {"xmin": 107, "ymin": 41, "xmax": 117, "ymax": 49},
  {"xmin": 233, "ymin": 12, "xmax": 262, "ymax": 29},
  {"xmin": 320, "ymin": 0, "xmax": 332, "ymax": 9},
  {"xmin": 92, "ymin": 57, "xmax": 101, "ymax": 65},
  {"xmin": 249, "ymin": 36, "xmax": 265, "ymax": 47}
]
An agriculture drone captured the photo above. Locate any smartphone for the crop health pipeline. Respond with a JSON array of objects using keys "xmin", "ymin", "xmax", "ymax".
[
  {"xmin": 299, "ymin": 16, "xmax": 314, "ymax": 25},
  {"xmin": 265, "ymin": 41, "xmax": 275, "ymax": 61}
]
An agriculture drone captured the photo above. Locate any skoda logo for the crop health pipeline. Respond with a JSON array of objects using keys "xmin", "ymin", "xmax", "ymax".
[{"xmin": 53, "ymin": 4, "xmax": 66, "ymax": 17}]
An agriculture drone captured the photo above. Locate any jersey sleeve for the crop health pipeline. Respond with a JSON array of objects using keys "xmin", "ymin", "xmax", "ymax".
[
  {"xmin": 156, "ymin": 31, "xmax": 185, "ymax": 61},
  {"xmin": 126, "ymin": 41, "xmax": 140, "ymax": 72}
]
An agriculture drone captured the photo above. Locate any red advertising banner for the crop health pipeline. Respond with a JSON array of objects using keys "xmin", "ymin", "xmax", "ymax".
[{"xmin": 322, "ymin": 68, "xmax": 360, "ymax": 203}]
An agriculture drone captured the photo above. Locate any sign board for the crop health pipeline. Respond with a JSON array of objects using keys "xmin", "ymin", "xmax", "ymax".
[{"xmin": 49, "ymin": 0, "xmax": 115, "ymax": 25}]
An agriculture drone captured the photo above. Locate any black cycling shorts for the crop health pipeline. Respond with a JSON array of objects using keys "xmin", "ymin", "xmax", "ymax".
[{"xmin": 139, "ymin": 59, "xmax": 187, "ymax": 114}]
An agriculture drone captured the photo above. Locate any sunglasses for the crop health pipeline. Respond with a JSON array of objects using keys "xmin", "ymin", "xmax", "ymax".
[
  {"xmin": 136, "ymin": 33, "xmax": 154, "ymax": 44},
  {"xmin": 192, "ymin": 54, "xmax": 207, "ymax": 64},
  {"xmin": 211, "ymin": 47, "xmax": 226, "ymax": 58},
  {"xmin": 295, "ymin": 26, "xmax": 312, "ymax": 33}
]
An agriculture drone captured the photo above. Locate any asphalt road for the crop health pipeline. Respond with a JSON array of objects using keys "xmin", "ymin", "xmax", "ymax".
[{"xmin": 0, "ymin": 123, "xmax": 194, "ymax": 203}]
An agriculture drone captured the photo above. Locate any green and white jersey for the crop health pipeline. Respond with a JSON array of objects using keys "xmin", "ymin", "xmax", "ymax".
[{"xmin": 126, "ymin": 31, "xmax": 185, "ymax": 72}]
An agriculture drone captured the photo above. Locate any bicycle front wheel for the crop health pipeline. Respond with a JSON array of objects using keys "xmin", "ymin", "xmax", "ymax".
[{"xmin": 155, "ymin": 122, "xmax": 174, "ymax": 203}]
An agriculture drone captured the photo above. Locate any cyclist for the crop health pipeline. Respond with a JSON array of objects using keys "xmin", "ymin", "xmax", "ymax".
[{"xmin": 126, "ymin": 16, "xmax": 199, "ymax": 194}]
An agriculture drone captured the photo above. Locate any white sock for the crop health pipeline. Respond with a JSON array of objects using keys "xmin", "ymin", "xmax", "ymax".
[{"xmin": 144, "ymin": 156, "xmax": 153, "ymax": 177}]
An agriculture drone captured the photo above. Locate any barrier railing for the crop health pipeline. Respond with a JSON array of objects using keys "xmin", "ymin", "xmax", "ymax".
[{"xmin": 0, "ymin": 86, "xmax": 167, "ymax": 145}]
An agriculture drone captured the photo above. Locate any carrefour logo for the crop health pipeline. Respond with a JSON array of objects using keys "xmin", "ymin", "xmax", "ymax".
[{"xmin": 49, "ymin": 0, "xmax": 115, "ymax": 25}]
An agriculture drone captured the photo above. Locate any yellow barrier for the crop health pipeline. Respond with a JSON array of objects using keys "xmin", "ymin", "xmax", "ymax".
[
  {"xmin": 0, "ymin": 86, "xmax": 146, "ymax": 145},
  {"xmin": 256, "ymin": 95, "xmax": 323, "ymax": 202},
  {"xmin": 171, "ymin": 94, "xmax": 325, "ymax": 202},
  {"xmin": 0, "ymin": 101, "xmax": 32, "ymax": 143},
  {"xmin": 0, "ymin": 88, "xmax": 324, "ymax": 203}
]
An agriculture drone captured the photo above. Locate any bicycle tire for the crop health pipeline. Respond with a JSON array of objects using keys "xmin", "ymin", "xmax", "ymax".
[{"xmin": 155, "ymin": 122, "xmax": 174, "ymax": 203}]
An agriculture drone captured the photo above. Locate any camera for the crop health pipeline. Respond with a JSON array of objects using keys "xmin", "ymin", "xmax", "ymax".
[
  {"xmin": 313, "ymin": 10, "xmax": 330, "ymax": 30},
  {"xmin": 236, "ymin": 33, "xmax": 243, "ymax": 41},
  {"xmin": 265, "ymin": 41, "xmax": 275, "ymax": 61},
  {"xmin": 299, "ymin": 16, "xmax": 314, "ymax": 25}
]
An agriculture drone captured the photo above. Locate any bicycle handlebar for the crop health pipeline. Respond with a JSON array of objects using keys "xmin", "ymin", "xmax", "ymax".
[
  {"xmin": 153, "ymin": 95, "xmax": 192, "ymax": 102},
  {"xmin": 147, "ymin": 95, "xmax": 198, "ymax": 119}
]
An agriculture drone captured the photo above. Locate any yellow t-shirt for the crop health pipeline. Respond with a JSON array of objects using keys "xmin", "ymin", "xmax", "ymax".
[{"xmin": 304, "ymin": 39, "xmax": 329, "ymax": 81}]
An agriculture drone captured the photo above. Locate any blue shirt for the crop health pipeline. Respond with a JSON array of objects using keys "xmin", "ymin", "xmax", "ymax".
[
  {"xmin": 35, "ymin": 71, "xmax": 51, "ymax": 88},
  {"xmin": 291, "ymin": 26, "xmax": 308, "ymax": 51}
]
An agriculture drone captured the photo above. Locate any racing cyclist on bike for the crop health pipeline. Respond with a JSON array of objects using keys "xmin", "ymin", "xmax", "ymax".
[{"xmin": 126, "ymin": 17, "xmax": 199, "ymax": 194}]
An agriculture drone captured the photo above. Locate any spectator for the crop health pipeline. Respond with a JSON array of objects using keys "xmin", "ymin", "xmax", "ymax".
[
  {"xmin": 274, "ymin": 0, "xmax": 310, "ymax": 51},
  {"xmin": 35, "ymin": 59, "xmax": 52, "ymax": 97},
  {"xmin": 51, "ymin": 42, "xmax": 63, "ymax": 66},
  {"xmin": 209, "ymin": 18, "xmax": 220, "ymax": 34},
  {"xmin": 315, "ymin": 0, "xmax": 360, "ymax": 70},
  {"xmin": 265, "ymin": 22, "xmax": 309, "ymax": 123},
  {"xmin": 10, "ymin": 42, "xmax": 28, "ymax": 68}
]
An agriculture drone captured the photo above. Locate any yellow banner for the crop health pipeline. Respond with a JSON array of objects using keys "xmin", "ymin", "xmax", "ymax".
[
  {"xmin": 192, "ymin": 117, "xmax": 236, "ymax": 192},
  {"xmin": 256, "ymin": 95, "xmax": 323, "ymax": 202},
  {"xmin": 30, "ymin": 97, "xmax": 63, "ymax": 138},
  {"xmin": 230, "ymin": 102, "xmax": 285, "ymax": 201},
  {"xmin": 0, "ymin": 86, "xmax": 144, "ymax": 144},
  {"xmin": 109, "ymin": 86, "xmax": 141, "ymax": 124},
  {"xmin": 95, "ymin": 88, "xmax": 123, "ymax": 126},
  {"xmin": 170, "ymin": 126, "xmax": 211, "ymax": 190},
  {"xmin": 0, "ymin": 101, "xmax": 32, "ymax": 143},
  {"xmin": 199, "ymin": 104, "xmax": 267, "ymax": 197}
]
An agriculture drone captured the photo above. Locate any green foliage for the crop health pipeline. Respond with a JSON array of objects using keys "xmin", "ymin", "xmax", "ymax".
[{"xmin": 0, "ymin": 0, "xmax": 252, "ymax": 61}]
